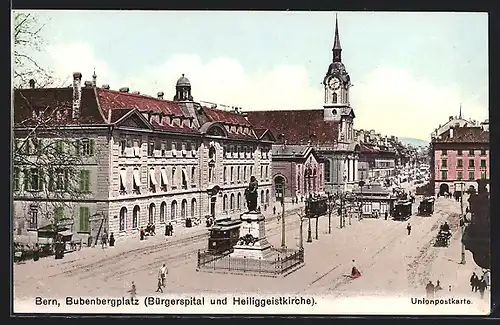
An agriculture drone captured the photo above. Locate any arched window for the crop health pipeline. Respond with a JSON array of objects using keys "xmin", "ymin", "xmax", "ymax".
[
  {"xmin": 148, "ymin": 203, "xmax": 155, "ymax": 224},
  {"xmin": 223, "ymin": 194, "xmax": 228, "ymax": 212},
  {"xmin": 181, "ymin": 199, "xmax": 187, "ymax": 219},
  {"xmin": 160, "ymin": 201, "xmax": 166, "ymax": 223},
  {"xmin": 119, "ymin": 207, "xmax": 127, "ymax": 231},
  {"xmin": 266, "ymin": 189, "xmax": 270, "ymax": 204},
  {"xmin": 261, "ymin": 190, "xmax": 264, "ymax": 204},
  {"xmin": 230, "ymin": 193, "xmax": 235, "ymax": 210},
  {"xmin": 209, "ymin": 146, "xmax": 216, "ymax": 160},
  {"xmin": 191, "ymin": 198, "xmax": 197, "ymax": 217},
  {"xmin": 243, "ymin": 166, "xmax": 247, "ymax": 181},
  {"xmin": 223, "ymin": 166, "xmax": 227, "ymax": 183},
  {"xmin": 171, "ymin": 201, "xmax": 177, "ymax": 220},
  {"xmin": 332, "ymin": 92, "xmax": 337, "ymax": 104},
  {"xmin": 237, "ymin": 166, "xmax": 240, "ymax": 181},
  {"xmin": 230, "ymin": 167, "xmax": 234, "ymax": 182},
  {"xmin": 324, "ymin": 159, "xmax": 331, "ymax": 183},
  {"xmin": 133, "ymin": 205, "xmax": 140, "ymax": 229}
]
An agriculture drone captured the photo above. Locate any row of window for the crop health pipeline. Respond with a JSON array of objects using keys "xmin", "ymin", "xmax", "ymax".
[
  {"xmin": 27, "ymin": 206, "xmax": 90, "ymax": 233},
  {"xmin": 222, "ymin": 165, "xmax": 269, "ymax": 183},
  {"xmin": 441, "ymin": 149, "xmax": 488, "ymax": 156},
  {"xmin": 15, "ymin": 138, "xmax": 95, "ymax": 157},
  {"xmin": 13, "ymin": 167, "xmax": 91, "ymax": 193},
  {"xmin": 440, "ymin": 170, "xmax": 488, "ymax": 180},
  {"xmin": 119, "ymin": 166, "xmax": 195, "ymax": 194},
  {"xmin": 119, "ymin": 138, "xmax": 271, "ymax": 160},
  {"xmin": 441, "ymin": 159, "xmax": 487, "ymax": 169},
  {"xmin": 118, "ymin": 199, "xmax": 196, "ymax": 231}
]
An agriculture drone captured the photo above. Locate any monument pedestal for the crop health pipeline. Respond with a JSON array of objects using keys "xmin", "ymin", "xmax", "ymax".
[{"xmin": 231, "ymin": 211, "xmax": 274, "ymax": 259}]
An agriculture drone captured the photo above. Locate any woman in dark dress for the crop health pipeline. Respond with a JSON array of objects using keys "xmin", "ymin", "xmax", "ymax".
[{"xmin": 33, "ymin": 243, "xmax": 40, "ymax": 261}]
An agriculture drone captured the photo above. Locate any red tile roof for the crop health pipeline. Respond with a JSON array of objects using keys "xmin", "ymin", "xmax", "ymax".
[
  {"xmin": 203, "ymin": 107, "xmax": 252, "ymax": 126},
  {"xmin": 246, "ymin": 110, "xmax": 339, "ymax": 145},
  {"xmin": 96, "ymin": 88, "xmax": 185, "ymax": 118},
  {"xmin": 435, "ymin": 127, "xmax": 489, "ymax": 143},
  {"xmin": 14, "ymin": 88, "xmax": 105, "ymax": 126}
]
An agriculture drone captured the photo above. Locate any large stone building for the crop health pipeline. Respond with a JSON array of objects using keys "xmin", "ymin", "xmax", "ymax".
[
  {"xmin": 271, "ymin": 144, "xmax": 324, "ymax": 202},
  {"xmin": 430, "ymin": 105, "xmax": 479, "ymax": 138},
  {"xmin": 431, "ymin": 125, "xmax": 489, "ymax": 196},
  {"xmin": 247, "ymin": 16, "xmax": 360, "ymax": 196},
  {"xmin": 13, "ymin": 72, "xmax": 274, "ymax": 241}
]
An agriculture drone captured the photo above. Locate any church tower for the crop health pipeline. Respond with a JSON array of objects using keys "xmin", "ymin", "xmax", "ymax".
[{"xmin": 322, "ymin": 15, "xmax": 355, "ymax": 143}]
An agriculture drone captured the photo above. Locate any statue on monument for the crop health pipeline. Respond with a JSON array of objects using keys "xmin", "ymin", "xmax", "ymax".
[{"xmin": 244, "ymin": 176, "xmax": 259, "ymax": 212}]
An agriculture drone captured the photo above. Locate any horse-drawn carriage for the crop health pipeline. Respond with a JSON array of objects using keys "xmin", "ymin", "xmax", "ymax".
[
  {"xmin": 418, "ymin": 197, "xmax": 435, "ymax": 216},
  {"xmin": 392, "ymin": 200, "xmax": 412, "ymax": 220},
  {"xmin": 435, "ymin": 230, "xmax": 452, "ymax": 247}
]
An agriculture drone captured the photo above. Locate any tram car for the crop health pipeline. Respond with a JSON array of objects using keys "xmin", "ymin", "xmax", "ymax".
[
  {"xmin": 392, "ymin": 199, "xmax": 412, "ymax": 220},
  {"xmin": 418, "ymin": 197, "xmax": 435, "ymax": 216},
  {"xmin": 305, "ymin": 196, "xmax": 328, "ymax": 217},
  {"xmin": 207, "ymin": 219, "xmax": 242, "ymax": 254}
]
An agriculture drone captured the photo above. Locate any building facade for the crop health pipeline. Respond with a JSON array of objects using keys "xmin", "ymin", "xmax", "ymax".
[
  {"xmin": 430, "ymin": 105, "xmax": 478, "ymax": 138},
  {"xmin": 271, "ymin": 145, "xmax": 324, "ymax": 202},
  {"xmin": 351, "ymin": 184, "xmax": 396, "ymax": 217},
  {"xmin": 13, "ymin": 73, "xmax": 274, "ymax": 241},
  {"xmin": 358, "ymin": 144, "xmax": 397, "ymax": 181},
  {"xmin": 431, "ymin": 125, "xmax": 489, "ymax": 196},
  {"xmin": 247, "ymin": 16, "xmax": 360, "ymax": 196}
]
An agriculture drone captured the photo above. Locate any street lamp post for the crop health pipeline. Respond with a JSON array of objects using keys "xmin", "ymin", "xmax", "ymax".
[
  {"xmin": 358, "ymin": 180, "xmax": 366, "ymax": 222},
  {"xmin": 281, "ymin": 186, "xmax": 286, "ymax": 249},
  {"xmin": 327, "ymin": 193, "xmax": 332, "ymax": 234},
  {"xmin": 307, "ymin": 216, "xmax": 312, "ymax": 243},
  {"xmin": 299, "ymin": 215, "xmax": 305, "ymax": 249},
  {"xmin": 315, "ymin": 216, "xmax": 319, "ymax": 240},
  {"xmin": 460, "ymin": 182, "xmax": 466, "ymax": 264}
]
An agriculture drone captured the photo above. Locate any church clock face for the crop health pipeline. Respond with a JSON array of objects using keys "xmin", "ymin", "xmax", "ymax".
[{"xmin": 328, "ymin": 77, "xmax": 341, "ymax": 90}]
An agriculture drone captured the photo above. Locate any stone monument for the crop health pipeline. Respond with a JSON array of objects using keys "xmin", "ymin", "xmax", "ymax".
[{"xmin": 231, "ymin": 176, "xmax": 273, "ymax": 259}]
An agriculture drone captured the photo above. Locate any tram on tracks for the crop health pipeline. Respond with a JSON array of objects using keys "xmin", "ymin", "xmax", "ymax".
[{"xmin": 207, "ymin": 218, "xmax": 242, "ymax": 254}]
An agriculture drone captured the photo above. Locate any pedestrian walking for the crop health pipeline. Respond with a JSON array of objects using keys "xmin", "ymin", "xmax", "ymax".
[
  {"xmin": 406, "ymin": 223, "xmax": 412, "ymax": 235},
  {"xmin": 101, "ymin": 231, "xmax": 108, "ymax": 249},
  {"xmin": 159, "ymin": 264, "xmax": 168, "ymax": 287},
  {"xmin": 33, "ymin": 243, "xmax": 40, "ymax": 262},
  {"xmin": 140, "ymin": 227, "xmax": 145, "ymax": 240},
  {"xmin": 273, "ymin": 206, "xmax": 276, "ymax": 215},
  {"xmin": 156, "ymin": 277, "xmax": 163, "ymax": 293},
  {"xmin": 384, "ymin": 211, "xmax": 388, "ymax": 220},
  {"xmin": 425, "ymin": 281, "xmax": 435, "ymax": 298},
  {"xmin": 483, "ymin": 269, "xmax": 490, "ymax": 288},
  {"xmin": 128, "ymin": 281, "xmax": 137, "ymax": 298},
  {"xmin": 109, "ymin": 233, "xmax": 115, "ymax": 247},
  {"xmin": 470, "ymin": 272, "xmax": 479, "ymax": 292},
  {"xmin": 478, "ymin": 276, "xmax": 487, "ymax": 299},
  {"xmin": 435, "ymin": 280, "xmax": 443, "ymax": 295}
]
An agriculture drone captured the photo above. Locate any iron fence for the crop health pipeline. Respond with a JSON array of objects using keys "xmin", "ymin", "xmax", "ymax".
[{"xmin": 197, "ymin": 248, "xmax": 304, "ymax": 276}]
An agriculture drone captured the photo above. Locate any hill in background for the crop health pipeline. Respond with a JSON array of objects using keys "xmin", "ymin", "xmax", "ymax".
[{"xmin": 399, "ymin": 137, "xmax": 429, "ymax": 148}]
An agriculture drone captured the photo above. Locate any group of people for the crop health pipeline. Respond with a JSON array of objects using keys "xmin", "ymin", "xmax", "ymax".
[
  {"xmin": 156, "ymin": 263, "xmax": 169, "ymax": 293},
  {"xmin": 100, "ymin": 231, "xmax": 115, "ymax": 248},
  {"xmin": 425, "ymin": 280, "xmax": 444, "ymax": 298},
  {"xmin": 470, "ymin": 270, "xmax": 490, "ymax": 299}
]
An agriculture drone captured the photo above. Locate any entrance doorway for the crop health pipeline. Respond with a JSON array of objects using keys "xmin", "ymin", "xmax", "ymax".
[
  {"xmin": 210, "ymin": 197, "xmax": 216, "ymax": 217},
  {"xmin": 439, "ymin": 183, "xmax": 450, "ymax": 196}
]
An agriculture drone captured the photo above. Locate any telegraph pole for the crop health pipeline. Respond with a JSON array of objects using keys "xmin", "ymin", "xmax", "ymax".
[
  {"xmin": 299, "ymin": 215, "xmax": 304, "ymax": 249},
  {"xmin": 460, "ymin": 182, "xmax": 466, "ymax": 264},
  {"xmin": 328, "ymin": 193, "xmax": 332, "ymax": 234},
  {"xmin": 281, "ymin": 186, "xmax": 286, "ymax": 249}
]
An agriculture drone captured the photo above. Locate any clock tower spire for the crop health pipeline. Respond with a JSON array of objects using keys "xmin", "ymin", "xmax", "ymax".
[
  {"xmin": 333, "ymin": 14, "xmax": 342, "ymax": 62},
  {"xmin": 322, "ymin": 14, "xmax": 355, "ymax": 143}
]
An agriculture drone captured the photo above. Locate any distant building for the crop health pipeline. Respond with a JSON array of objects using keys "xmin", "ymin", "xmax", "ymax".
[
  {"xmin": 358, "ymin": 144, "xmax": 397, "ymax": 181},
  {"xmin": 352, "ymin": 184, "xmax": 396, "ymax": 217},
  {"xmin": 430, "ymin": 105, "xmax": 478, "ymax": 138},
  {"xmin": 431, "ymin": 125, "xmax": 489, "ymax": 196},
  {"xmin": 271, "ymin": 144, "xmax": 324, "ymax": 202}
]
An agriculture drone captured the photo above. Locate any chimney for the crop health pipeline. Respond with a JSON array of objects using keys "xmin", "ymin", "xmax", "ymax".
[
  {"xmin": 72, "ymin": 72, "xmax": 82, "ymax": 119},
  {"xmin": 28, "ymin": 79, "xmax": 36, "ymax": 89},
  {"xmin": 157, "ymin": 91, "xmax": 164, "ymax": 99},
  {"xmin": 131, "ymin": 91, "xmax": 140, "ymax": 95},
  {"xmin": 449, "ymin": 127, "xmax": 454, "ymax": 138},
  {"xmin": 119, "ymin": 87, "xmax": 129, "ymax": 93},
  {"xmin": 101, "ymin": 84, "xmax": 110, "ymax": 89},
  {"xmin": 84, "ymin": 81, "xmax": 93, "ymax": 87}
]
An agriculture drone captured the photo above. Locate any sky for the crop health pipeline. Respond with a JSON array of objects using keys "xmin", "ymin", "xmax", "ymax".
[{"xmin": 13, "ymin": 11, "xmax": 488, "ymax": 140}]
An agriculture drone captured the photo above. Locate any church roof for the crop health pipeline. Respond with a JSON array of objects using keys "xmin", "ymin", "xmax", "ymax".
[{"xmin": 246, "ymin": 109, "xmax": 339, "ymax": 145}]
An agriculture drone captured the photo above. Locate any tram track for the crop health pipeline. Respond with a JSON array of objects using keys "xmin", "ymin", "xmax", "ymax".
[{"xmin": 301, "ymin": 203, "xmax": 454, "ymax": 293}]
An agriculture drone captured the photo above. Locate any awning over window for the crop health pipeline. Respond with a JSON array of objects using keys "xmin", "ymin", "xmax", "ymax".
[
  {"xmin": 133, "ymin": 169, "xmax": 142, "ymax": 186},
  {"xmin": 150, "ymin": 169, "xmax": 158, "ymax": 185},
  {"xmin": 119, "ymin": 169, "xmax": 127, "ymax": 188},
  {"xmin": 160, "ymin": 169, "xmax": 168, "ymax": 186}
]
